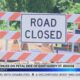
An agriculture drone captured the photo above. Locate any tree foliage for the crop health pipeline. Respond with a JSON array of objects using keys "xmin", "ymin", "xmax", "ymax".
[
  {"xmin": 65, "ymin": 3, "xmax": 80, "ymax": 13},
  {"xmin": 0, "ymin": 0, "xmax": 80, "ymax": 13},
  {"xmin": 5, "ymin": 0, "xmax": 28, "ymax": 12},
  {"xmin": 27, "ymin": 0, "xmax": 57, "ymax": 13}
]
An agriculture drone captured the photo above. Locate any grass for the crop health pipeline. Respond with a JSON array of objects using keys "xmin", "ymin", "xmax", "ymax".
[{"xmin": 0, "ymin": 26, "xmax": 20, "ymax": 31}]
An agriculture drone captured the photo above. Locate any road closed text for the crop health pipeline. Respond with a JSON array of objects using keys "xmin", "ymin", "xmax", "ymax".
[
  {"xmin": 25, "ymin": 30, "xmax": 62, "ymax": 39},
  {"xmin": 21, "ymin": 14, "xmax": 66, "ymax": 43}
]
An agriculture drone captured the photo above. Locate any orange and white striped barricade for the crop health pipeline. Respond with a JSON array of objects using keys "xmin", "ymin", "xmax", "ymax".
[
  {"xmin": 0, "ymin": 51, "xmax": 79, "ymax": 63},
  {"xmin": 0, "ymin": 12, "xmax": 80, "ymax": 63},
  {"xmin": 0, "ymin": 12, "xmax": 80, "ymax": 22}
]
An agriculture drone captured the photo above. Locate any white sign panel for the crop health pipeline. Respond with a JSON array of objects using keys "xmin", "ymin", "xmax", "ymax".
[{"xmin": 21, "ymin": 14, "xmax": 66, "ymax": 43}]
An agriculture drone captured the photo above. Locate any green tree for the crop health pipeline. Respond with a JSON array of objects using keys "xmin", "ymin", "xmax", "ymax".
[
  {"xmin": 54, "ymin": 0, "xmax": 73, "ymax": 13},
  {"xmin": 6, "ymin": 0, "xmax": 28, "ymax": 12},
  {"xmin": 27, "ymin": 0, "xmax": 57, "ymax": 13},
  {"xmin": 65, "ymin": 3, "xmax": 80, "ymax": 13}
]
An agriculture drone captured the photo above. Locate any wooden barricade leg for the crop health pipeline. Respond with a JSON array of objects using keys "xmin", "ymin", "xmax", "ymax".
[{"xmin": 0, "ymin": 39, "xmax": 6, "ymax": 51}]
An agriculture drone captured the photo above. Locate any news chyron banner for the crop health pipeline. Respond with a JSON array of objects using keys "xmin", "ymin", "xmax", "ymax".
[{"xmin": 21, "ymin": 14, "xmax": 66, "ymax": 43}]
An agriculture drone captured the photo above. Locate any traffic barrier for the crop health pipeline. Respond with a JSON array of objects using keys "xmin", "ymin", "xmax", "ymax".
[
  {"xmin": 67, "ymin": 32, "xmax": 80, "ymax": 43},
  {"xmin": 0, "ymin": 31, "xmax": 80, "ymax": 43},
  {"xmin": 0, "ymin": 51, "xmax": 79, "ymax": 63},
  {"xmin": 0, "ymin": 12, "xmax": 80, "ymax": 23},
  {"xmin": 0, "ymin": 31, "xmax": 20, "ymax": 40},
  {"xmin": 0, "ymin": 12, "xmax": 80, "ymax": 63},
  {"xmin": 0, "ymin": 12, "xmax": 21, "ymax": 21},
  {"xmin": 66, "ymin": 14, "xmax": 80, "ymax": 23}
]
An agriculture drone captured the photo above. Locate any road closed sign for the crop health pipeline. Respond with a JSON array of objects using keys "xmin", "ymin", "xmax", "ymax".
[{"xmin": 21, "ymin": 14, "xmax": 66, "ymax": 43}]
